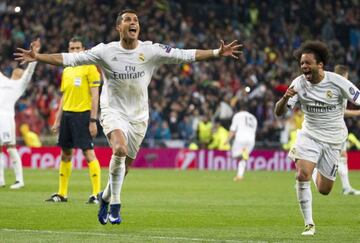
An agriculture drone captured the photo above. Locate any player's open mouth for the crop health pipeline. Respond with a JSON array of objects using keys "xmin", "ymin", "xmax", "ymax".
[
  {"xmin": 303, "ymin": 71, "xmax": 311, "ymax": 80},
  {"xmin": 129, "ymin": 26, "xmax": 137, "ymax": 34}
]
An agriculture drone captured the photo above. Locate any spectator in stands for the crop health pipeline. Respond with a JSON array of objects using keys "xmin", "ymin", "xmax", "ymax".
[
  {"xmin": 197, "ymin": 113, "xmax": 213, "ymax": 149},
  {"xmin": 19, "ymin": 123, "xmax": 42, "ymax": 148}
]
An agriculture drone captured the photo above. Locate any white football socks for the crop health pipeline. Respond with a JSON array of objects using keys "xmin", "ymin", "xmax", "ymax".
[
  {"xmin": 102, "ymin": 182, "xmax": 111, "ymax": 202},
  {"xmin": 8, "ymin": 148, "xmax": 23, "ymax": 184},
  {"xmin": 338, "ymin": 157, "xmax": 351, "ymax": 191},
  {"xmin": 296, "ymin": 180, "xmax": 314, "ymax": 226},
  {"xmin": 0, "ymin": 152, "xmax": 5, "ymax": 186},
  {"xmin": 236, "ymin": 160, "xmax": 246, "ymax": 178},
  {"xmin": 109, "ymin": 155, "xmax": 126, "ymax": 205}
]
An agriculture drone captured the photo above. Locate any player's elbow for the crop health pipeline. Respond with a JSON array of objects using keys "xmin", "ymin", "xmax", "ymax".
[{"xmin": 274, "ymin": 108, "xmax": 283, "ymax": 117}]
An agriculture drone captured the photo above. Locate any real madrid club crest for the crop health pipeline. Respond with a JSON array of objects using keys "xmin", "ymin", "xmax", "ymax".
[
  {"xmin": 139, "ymin": 53, "xmax": 145, "ymax": 61},
  {"xmin": 326, "ymin": 90, "xmax": 333, "ymax": 99}
]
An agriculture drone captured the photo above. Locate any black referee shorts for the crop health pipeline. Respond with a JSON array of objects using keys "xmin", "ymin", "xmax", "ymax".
[{"xmin": 58, "ymin": 111, "xmax": 94, "ymax": 150}]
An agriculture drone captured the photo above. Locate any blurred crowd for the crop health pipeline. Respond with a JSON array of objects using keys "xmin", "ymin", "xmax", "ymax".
[{"xmin": 1, "ymin": 0, "xmax": 360, "ymax": 148}]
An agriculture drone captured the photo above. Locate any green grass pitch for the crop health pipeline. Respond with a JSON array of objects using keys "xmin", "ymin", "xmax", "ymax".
[{"xmin": 0, "ymin": 168, "xmax": 360, "ymax": 242}]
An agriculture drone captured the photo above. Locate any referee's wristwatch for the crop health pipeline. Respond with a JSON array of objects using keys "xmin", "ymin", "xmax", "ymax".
[{"xmin": 89, "ymin": 118, "xmax": 98, "ymax": 123}]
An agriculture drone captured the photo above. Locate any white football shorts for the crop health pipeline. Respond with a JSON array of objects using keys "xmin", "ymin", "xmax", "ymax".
[
  {"xmin": 231, "ymin": 140, "xmax": 255, "ymax": 158},
  {"xmin": 100, "ymin": 108, "xmax": 148, "ymax": 159},
  {"xmin": 0, "ymin": 114, "xmax": 16, "ymax": 146},
  {"xmin": 288, "ymin": 130, "xmax": 341, "ymax": 181}
]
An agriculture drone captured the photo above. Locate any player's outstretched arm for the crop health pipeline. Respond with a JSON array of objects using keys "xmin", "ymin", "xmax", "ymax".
[
  {"xmin": 195, "ymin": 40, "xmax": 242, "ymax": 61},
  {"xmin": 344, "ymin": 109, "xmax": 360, "ymax": 118},
  {"xmin": 21, "ymin": 38, "xmax": 41, "ymax": 83},
  {"xmin": 15, "ymin": 39, "xmax": 63, "ymax": 66}
]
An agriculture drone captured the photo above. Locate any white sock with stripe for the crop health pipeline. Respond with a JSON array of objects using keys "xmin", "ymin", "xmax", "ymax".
[
  {"xmin": 338, "ymin": 157, "xmax": 351, "ymax": 191},
  {"xmin": 0, "ymin": 152, "xmax": 5, "ymax": 185},
  {"xmin": 236, "ymin": 160, "xmax": 246, "ymax": 178},
  {"xmin": 296, "ymin": 180, "xmax": 314, "ymax": 226},
  {"xmin": 109, "ymin": 155, "xmax": 126, "ymax": 205},
  {"xmin": 8, "ymin": 148, "xmax": 23, "ymax": 184}
]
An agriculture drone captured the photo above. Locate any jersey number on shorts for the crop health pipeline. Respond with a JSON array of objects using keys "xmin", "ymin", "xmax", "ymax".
[{"xmin": 330, "ymin": 164, "xmax": 338, "ymax": 177}]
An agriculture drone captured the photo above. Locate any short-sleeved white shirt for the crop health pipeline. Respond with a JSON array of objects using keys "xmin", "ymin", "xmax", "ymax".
[
  {"xmin": 229, "ymin": 111, "xmax": 258, "ymax": 143},
  {"xmin": 62, "ymin": 41, "xmax": 196, "ymax": 122},
  {"xmin": 287, "ymin": 71, "xmax": 360, "ymax": 145}
]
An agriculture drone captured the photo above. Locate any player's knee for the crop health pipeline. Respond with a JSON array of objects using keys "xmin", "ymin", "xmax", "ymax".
[
  {"xmin": 61, "ymin": 149, "xmax": 73, "ymax": 161},
  {"xmin": 296, "ymin": 170, "xmax": 311, "ymax": 181},
  {"xmin": 83, "ymin": 149, "xmax": 96, "ymax": 162},
  {"xmin": 113, "ymin": 144, "xmax": 127, "ymax": 157},
  {"xmin": 318, "ymin": 188, "xmax": 330, "ymax": 195},
  {"xmin": 61, "ymin": 154, "xmax": 72, "ymax": 161}
]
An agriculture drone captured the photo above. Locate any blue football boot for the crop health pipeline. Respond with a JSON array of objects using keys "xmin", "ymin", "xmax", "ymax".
[
  {"xmin": 108, "ymin": 204, "xmax": 122, "ymax": 224},
  {"xmin": 97, "ymin": 192, "xmax": 109, "ymax": 225}
]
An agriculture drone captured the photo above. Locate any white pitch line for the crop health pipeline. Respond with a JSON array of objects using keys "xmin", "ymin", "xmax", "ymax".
[{"xmin": 0, "ymin": 228, "xmax": 262, "ymax": 243}]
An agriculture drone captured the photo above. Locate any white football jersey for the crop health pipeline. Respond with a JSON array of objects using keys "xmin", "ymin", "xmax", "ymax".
[
  {"xmin": 0, "ymin": 62, "xmax": 37, "ymax": 116},
  {"xmin": 62, "ymin": 41, "xmax": 196, "ymax": 122},
  {"xmin": 287, "ymin": 71, "xmax": 360, "ymax": 144},
  {"xmin": 229, "ymin": 111, "xmax": 257, "ymax": 143}
]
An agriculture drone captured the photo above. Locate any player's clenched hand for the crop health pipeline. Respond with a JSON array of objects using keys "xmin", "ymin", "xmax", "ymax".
[
  {"xmin": 219, "ymin": 40, "xmax": 242, "ymax": 59},
  {"xmin": 14, "ymin": 38, "xmax": 40, "ymax": 64},
  {"xmin": 283, "ymin": 86, "xmax": 297, "ymax": 100},
  {"xmin": 89, "ymin": 123, "xmax": 98, "ymax": 138}
]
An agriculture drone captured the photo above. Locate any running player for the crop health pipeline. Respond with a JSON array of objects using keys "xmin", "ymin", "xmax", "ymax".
[
  {"xmin": 15, "ymin": 9, "xmax": 241, "ymax": 225},
  {"xmin": 274, "ymin": 40, "xmax": 360, "ymax": 236},
  {"xmin": 227, "ymin": 101, "xmax": 257, "ymax": 181}
]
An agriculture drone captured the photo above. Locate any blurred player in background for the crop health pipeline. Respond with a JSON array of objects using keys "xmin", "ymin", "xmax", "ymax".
[
  {"xmin": 0, "ymin": 39, "xmax": 40, "ymax": 189},
  {"xmin": 274, "ymin": 41, "xmax": 360, "ymax": 236},
  {"xmin": 227, "ymin": 101, "xmax": 257, "ymax": 181},
  {"xmin": 45, "ymin": 36, "xmax": 101, "ymax": 204},
  {"xmin": 15, "ymin": 9, "xmax": 241, "ymax": 225},
  {"xmin": 312, "ymin": 64, "xmax": 360, "ymax": 195}
]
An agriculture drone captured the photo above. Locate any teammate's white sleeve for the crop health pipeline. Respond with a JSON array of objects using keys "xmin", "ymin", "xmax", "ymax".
[
  {"xmin": 21, "ymin": 62, "xmax": 37, "ymax": 83},
  {"xmin": 151, "ymin": 43, "xmax": 196, "ymax": 65},
  {"xmin": 229, "ymin": 115, "xmax": 237, "ymax": 132},
  {"xmin": 0, "ymin": 71, "xmax": 5, "ymax": 80},
  {"xmin": 62, "ymin": 43, "xmax": 104, "ymax": 67},
  {"xmin": 338, "ymin": 77, "xmax": 360, "ymax": 106}
]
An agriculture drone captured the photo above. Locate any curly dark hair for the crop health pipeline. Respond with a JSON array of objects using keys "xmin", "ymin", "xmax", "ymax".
[{"xmin": 293, "ymin": 40, "xmax": 330, "ymax": 65}]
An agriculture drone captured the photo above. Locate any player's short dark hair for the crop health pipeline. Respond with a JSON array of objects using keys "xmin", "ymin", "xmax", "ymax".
[
  {"xmin": 293, "ymin": 40, "xmax": 330, "ymax": 65},
  {"xmin": 334, "ymin": 64, "xmax": 349, "ymax": 76},
  {"xmin": 116, "ymin": 9, "xmax": 137, "ymax": 25},
  {"xmin": 235, "ymin": 100, "xmax": 247, "ymax": 111},
  {"xmin": 69, "ymin": 36, "xmax": 85, "ymax": 47}
]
